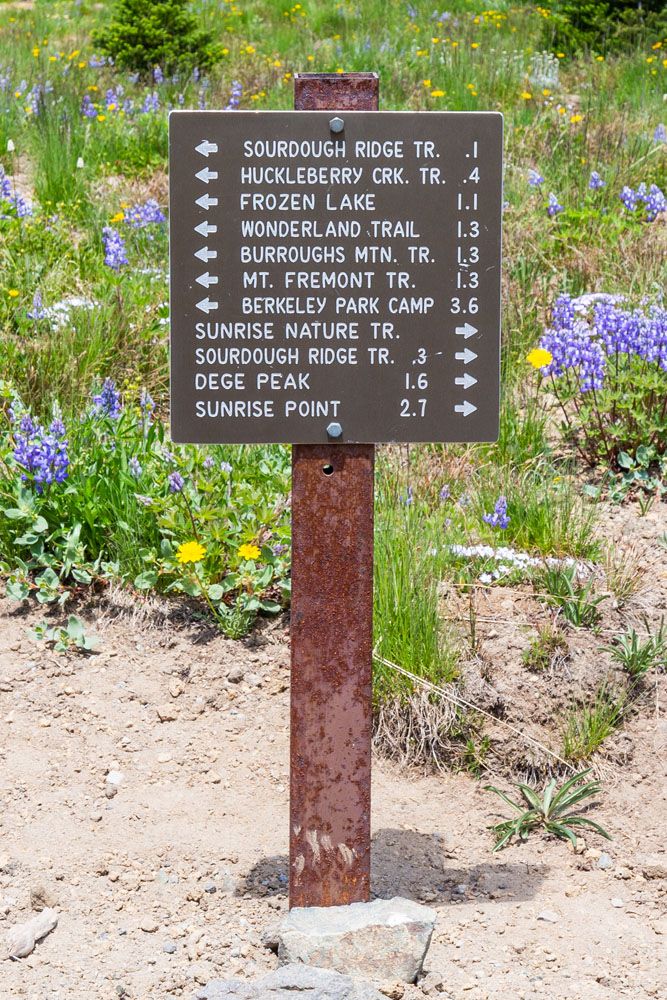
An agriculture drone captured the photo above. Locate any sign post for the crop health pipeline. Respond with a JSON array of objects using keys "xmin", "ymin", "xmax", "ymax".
[
  {"xmin": 168, "ymin": 73, "xmax": 503, "ymax": 910},
  {"xmin": 289, "ymin": 74, "xmax": 378, "ymax": 909}
]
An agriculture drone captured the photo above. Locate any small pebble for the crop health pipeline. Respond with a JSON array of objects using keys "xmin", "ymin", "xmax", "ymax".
[{"xmin": 163, "ymin": 940, "xmax": 177, "ymax": 954}]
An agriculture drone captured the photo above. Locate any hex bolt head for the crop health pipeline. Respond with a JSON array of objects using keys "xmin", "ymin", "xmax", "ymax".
[
  {"xmin": 329, "ymin": 116, "xmax": 344, "ymax": 134},
  {"xmin": 326, "ymin": 422, "xmax": 343, "ymax": 439}
]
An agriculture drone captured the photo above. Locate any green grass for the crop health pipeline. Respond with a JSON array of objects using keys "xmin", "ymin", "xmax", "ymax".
[
  {"xmin": 562, "ymin": 684, "xmax": 627, "ymax": 761},
  {"xmin": 0, "ymin": 0, "xmax": 664, "ymax": 736}
]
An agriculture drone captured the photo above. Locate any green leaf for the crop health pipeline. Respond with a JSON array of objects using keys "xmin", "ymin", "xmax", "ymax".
[
  {"xmin": 207, "ymin": 584, "xmax": 224, "ymax": 602},
  {"xmin": 6, "ymin": 579, "xmax": 30, "ymax": 602},
  {"xmin": 616, "ymin": 452, "xmax": 633, "ymax": 470},
  {"xmin": 258, "ymin": 599, "xmax": 281, "ymax": 614},
  {"xmin": 71, "ymin": 567, "xmax": 92, "ymax": 585},
  {"xmin": 3, "ymin": 508, "xmax": 29, "ymax": 520},
  {"xmin": 134, "ymin": 570, "xmax": 158, "ymax": 590}
]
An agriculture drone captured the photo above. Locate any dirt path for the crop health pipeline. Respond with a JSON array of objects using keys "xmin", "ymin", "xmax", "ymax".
[{"xmin": 0, "ymin": 581, "xmax": 665, "ymax": 1000}]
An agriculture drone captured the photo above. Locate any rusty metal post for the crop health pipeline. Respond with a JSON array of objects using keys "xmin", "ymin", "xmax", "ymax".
[{"xmin": 289, "ymin": 73, "xmax": 378, "ymax": 909}]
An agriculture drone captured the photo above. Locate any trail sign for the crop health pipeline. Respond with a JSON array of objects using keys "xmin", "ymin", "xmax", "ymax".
[{"xmin": 169, "ymin": 109, "xmax": 503, "ymax": 445}]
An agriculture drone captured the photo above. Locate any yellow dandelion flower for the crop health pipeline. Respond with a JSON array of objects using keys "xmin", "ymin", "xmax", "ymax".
[
  {"xmin": 110, "ymin": 211, "xmax": 125, "ymax": 223},
  {"xmin": 273, "ymin": 59, "xmax": 282, "ymax": 67},
  {"xmin": 307, "ymin": 55, "xmax": 314, "ymax": 61},
  {"xmin": 78, "ymin": 61, "xmax": 86, "ymax": 69},
  {"xmin": 451, "ymin": 41, "xmax": 459, "ymax": 48},
  {"xmin": 423, "ymin": 79, "xmax": 431, "ymax": 87},
  {"xmin": 32, "ymin": 47, "xmax": 40, "ymax": 57},
  {"xmin": 245, "ymin": 45, "xmax": 255, "ymax": 54},
  {"xmin": 238, "ymin": 543, "xmax": 261, "ymax": 561},
  {"xmin": 431, "ymin": 90, "xmax": 445, "ymax": 97},
  {"xmin": 432, "ymin": 37, "xmax": 440, "ymax": 44},
  {"xmin": 570, "ymin": 114, "xmax": 583, "ymax": 124},
  {"xmin": 646, "ymin": 56, "xmax": 655, "ymax": 64},
  {"xmin": 176, "ymin": 541, "xmax": 207, "ymax": 565},
  {"xmin": 8, "ymin": 289, "xmax": 19, "ymax": 298},
  {"xmin": 542, "ymin": 88, "xmax": 551, "ymax": 96},
  {"xmin": 557, "ymin": 52, "xmax": 565, "ymax": 58},
  {"xmin": 336, "ymin": 67, "xmax": 344, "ymax": 74},
  {"xmin": 96, "ymin": 114, "xmax": 106, "ymax": 122},
  {"xmin": 557, "ymin": 106, "xmax": 566, "ymax": 115},
  {"xmin": 520, "ymin": 91, "xmax": 532, "ymax": 100},
  {"xmin": 471, "ymin": 42, "xmax": 479, "ymax": 49},
  {"xmin": 652, "ymin": 41, "xmax": 662, "ymax": 49},
  {"xmin": 222, "ymin": 48, "xmax": 229, "ymax": 55},
  {"xmin": 526, "ymin": 348, "xmax": 553, "ymax": 369},
  {"xmin": 596, "ymin": 55, "xmax": 604, "ymax": 61}
]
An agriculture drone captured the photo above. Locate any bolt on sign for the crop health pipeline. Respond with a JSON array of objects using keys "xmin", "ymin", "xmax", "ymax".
[{"xmin": 169, "ymin": 110, "xmax": 503, "ymax": 445}]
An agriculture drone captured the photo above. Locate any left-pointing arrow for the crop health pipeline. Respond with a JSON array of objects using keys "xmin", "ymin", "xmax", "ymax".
[
  {"xmin": 195, "ymin": 140, "xmax": 218, "ymax": 157},
  {"xmin": 195, "ymin": 167, "xmax": 219, "ymax": 184},
  {"xmin": 194, "ymin": 246, "xmax": 217, "ymax": 262},
  {"xmin": 196, "ymin": 272, "xmax": 218, "ymax": 288},
  {"xmin": 195, "ymin": 194, "xmax": 218, "ymax": 210},
  {"xmin": 454, "ymin": 400, "xmax": 477, "ymax": 417},
  {"xmin": 196, "ymin": 297, "xmax": 218, "ymax": 313}
]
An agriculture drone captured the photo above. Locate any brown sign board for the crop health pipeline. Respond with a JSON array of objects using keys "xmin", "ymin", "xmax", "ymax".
[{"xmin": 169, "ymin": 110, "xmax": 503, "ymax": 444}]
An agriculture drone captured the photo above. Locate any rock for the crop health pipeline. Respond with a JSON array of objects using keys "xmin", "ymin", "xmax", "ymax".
[
  {"xmin": 610, "ymin": 898, "xmax": 624, "ymax": 908},
  {"xmin": 204, "ymin": 881, "xmax": 217, "ymax": 894},
  {"xmin": 196, "ymin": 964, "xmax": 385, "ymax": 1000},
  {"xmin": 420, "ymin": 971, "xmax": 445, "ymax": 995},
  {"xmin": 537, "ymin": 910, "xmax": 560, "ymax": 923},
  {"xmin": 4, "ymin": 908, "xmax": 58, "ymax": 959},
  {"xmin": 378, "ymin": 980, "xmax": 405, "ymax": 999},
  {"xmin": 30, "ymin": 884, "xmax": 58, "ymax": 911},
  {"xmin": 140, "ymin": 917, "xmax": 159, "ymax": 933},
  {"xmin": 107, "ymin": 770, "xmax": 124, "ymax": 786},
  {"xmin": 156, "ymin": 704, "xmax": 179, "ymax": 722},
  {"xmin": 163, "ymin": 940, "xmax": 177, "ymax": 954},
  {"xmin": 261, "ymin": 925, "xmax": 281, "ymax": 953},
  {"xmin": 276, "ymin": 897, "xmax": 436, "ymax": 983},
  {"xmin": 227, "ymin": 666, "xmax": 245, "ymax": 684},
  {"xmin": 597, "ymin": 854, "xmax": 613, "ymax": 870}
]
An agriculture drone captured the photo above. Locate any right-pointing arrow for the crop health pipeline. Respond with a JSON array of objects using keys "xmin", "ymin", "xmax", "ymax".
[
  {"xmin": 455, "ymin": 372, "xmax": 478, "ymax": 389},
  {"xmin": 455, "ymin": 400, "xmax": 477, "ymax": 417},
  {"xmin": 195, "ymin": 193, "xmax": 218, "ymax": 210},
  {"xmin": 455, "ymin": 322, "xmax": 478, "ymax": 338},
  {"xmin": 196, "ymin": 297, "xmax": 219, "ymax": 314},
  {"xmin": 455, "ymin": 348, "xmax": 478, "ymax": 365}
]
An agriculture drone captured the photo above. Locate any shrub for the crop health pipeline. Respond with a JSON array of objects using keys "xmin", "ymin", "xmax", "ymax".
[
  {"xmin": 547, "ymin": 2, "xmax": 667, "ymax": 53},
  {"xmin": 529, "ymin": 295, "xmax": 667, "ymax": 467},
  {"xmin": 92, "ymin": 0, "xmax": 224, "ymax": 76}
]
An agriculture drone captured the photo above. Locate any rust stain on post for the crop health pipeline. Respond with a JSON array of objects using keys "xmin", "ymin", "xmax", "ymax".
[{"xmin": 290, "ymin": 72, "xmax": 378, "ymax": 909}]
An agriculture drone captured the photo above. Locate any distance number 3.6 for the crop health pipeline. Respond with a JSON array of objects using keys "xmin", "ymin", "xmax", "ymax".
[{"xmin": 450, "ymin": 296, "xmax": 478, "ymax": 315}]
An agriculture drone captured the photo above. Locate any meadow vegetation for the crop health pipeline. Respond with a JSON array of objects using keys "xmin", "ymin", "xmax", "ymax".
[{"xmin": 0, "ymin": 0, "xmax": 665, "ymax": 776}]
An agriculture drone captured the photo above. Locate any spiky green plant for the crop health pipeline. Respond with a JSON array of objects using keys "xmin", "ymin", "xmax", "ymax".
[{"xmin": 485, "ymin": 769, "xmax": 611, "ymax": 851}]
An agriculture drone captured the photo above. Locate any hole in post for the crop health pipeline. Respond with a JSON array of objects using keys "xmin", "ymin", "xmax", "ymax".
[{"xmin": 322, "ymin": 464, "xmax": 334, "ymax": 476}]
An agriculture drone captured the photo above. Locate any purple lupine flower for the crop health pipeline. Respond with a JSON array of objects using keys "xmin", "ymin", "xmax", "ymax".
[
  {"xmin": 129, "ymin": 456, "xmax": 142, "ymax": 479},
  {"xmin": 88, "ymin": 54, "xmax": 107, "ymax": 68},
  {"xmin": 102, "ymin": 226, "xmax": 128, "ymax": 270},
  {"xmin": 27, "ymin": 291, "xmax": 47, "ymax": 320},
  {"xmin": 620, "ymin": 185, "xmax": 638, "ymax": 211},
  {"xmin": 28, "ymin": 84, "xmax": 43, "ymax": 116},
  {"xmin": 439, "ymin": 484, "xmax": 451, "ymax": 502},
  {"xmin": 220, "ymin": 461, "xmax": 232, "ymax": 473},
  {"xmin": 124, "ymin": 198, "xmax": 166, "ymax": 229},
  {"xmin": 653, "ymin": 123, "xmax": 666, "ymax": 143},
  {"xmin": 12, "ymin": 412, "xmax": 69, "ymax": 492},
  {"xmin": 168, "ymin": 471, "xmax": 184, "ymax": 493},
  {"xmin": 92, "ymin": 377, "xmax": 122, "ymax": 418},
  {"xmin": 81, "ymin": 94, "xmax": 97, "ymax": 118},
  {"xmin": 403, "ymin": 485, "xmax": 414, "ymax": 506},
  {"xmin": 139, "ymin": 389, "xmax": 155, "ymax": 426},
  {"xmin": 588, "ymin": 171, "xmax": 605, "ymax": 190},
  {"xmin": 528, "ymin": 168, "xmax": 544, "ymax": 187},
  {"xmin": 203, "ymin": 455, "xmax": 215, "ymax": 470},
  {"xmin": 0, "ymin": 165, "xmax": 32, "ymax": 217},
  {"xmin": 198, "ymin": 87, "xmax": 208, "ymax": 110},
  {"xmin": 644, "ymin": 184, "xmax": 666, "ymax": 222},
  {"xmin": 483, "ymin": 496, "xmax": 510, "ymax": 530},
  {"xmin": 141, "ymin": 91, "xmax": 159, "ymax": 114},
  {"xmin": 153, "ymin": 65, "xmax": 164, "ymax": 84},
  {"xmin": 272, "ymin": 542, "xmax": 288, "ymax": 556},
  {"xmin": 547, "ymin": 192, "xmax": 564, "ymax": 217},
  {"xmin": 225, "ymin": 81, "xmax": 242, "ymax": 111}
]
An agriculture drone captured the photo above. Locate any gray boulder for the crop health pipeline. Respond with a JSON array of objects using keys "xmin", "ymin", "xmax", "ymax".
[
  {"xmin": 196, "ymin": 963, "xmax": 385, "ymax": 1000},
  {"xmin": 277, "ymin": 896, "xmax": 436, "ymax": 983}
]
